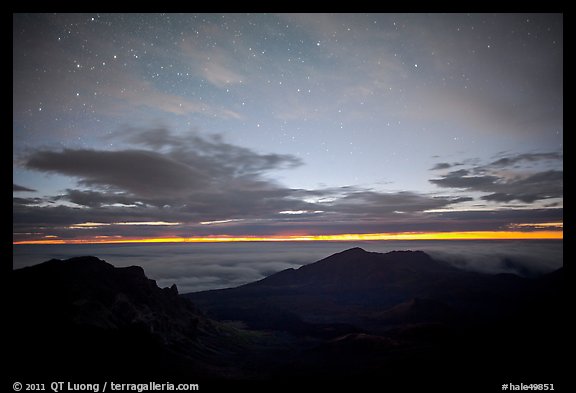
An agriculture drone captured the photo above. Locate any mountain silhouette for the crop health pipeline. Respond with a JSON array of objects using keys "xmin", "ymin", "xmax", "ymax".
[
  {"xmin": 186, "ymin": 248, "xmax": 564, "ymax": 387},
  {"xmin": 10, "ymin": 256, "xmax": 249, "ymax": 378},
  {"xmin": 244, "ymin": 248, "xmax": 462, "ymax": 290},
  {"xmin": 9, "ymin": 250, "xmax": 564, "ymax": 391},
  {"xmin": 187, "ymin": 248, "xmax": 522, "ymax": 332}
]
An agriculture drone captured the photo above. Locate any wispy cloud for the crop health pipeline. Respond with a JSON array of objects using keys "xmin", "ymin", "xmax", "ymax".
[
  {"xmin": 97, "ymin": 74, "xmax": 243, "ymax": 119},
  {"xmin": 13, "ymin": 184, "xmax": 36, "ymax": 192},
  {"xmin": 13, "ymin": 14, "xmax": 242, "ymax": 122},
  {"xmin": 180, "ymin": 38, "xmax": 246, "ymax": 88},
  {"xmin": 430, "ymin": 152, "xmax": 563, "ymax": 204}
]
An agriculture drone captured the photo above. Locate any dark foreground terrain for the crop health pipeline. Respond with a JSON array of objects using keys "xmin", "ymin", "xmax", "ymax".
[{"xmin": 9, "ymin": 249, "xmax": 564, "ymax": 391}]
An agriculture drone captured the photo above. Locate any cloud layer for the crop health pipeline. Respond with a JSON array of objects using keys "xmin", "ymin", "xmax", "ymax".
[
  {"xmin": 13, "ymin": 128, "xmax": 562, "ymax": 243},
  {"xmin": 13, "ymin": 241, "xmax": 563, "ymax": 293},
  {"xmin": 430, "ymin": 152, "xmax": 563, "ymax": 203}
]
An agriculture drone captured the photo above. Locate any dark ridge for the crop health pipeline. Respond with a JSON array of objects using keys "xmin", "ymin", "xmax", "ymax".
[
  {"xmin": 10, "ymin": 256, "xmax": 250, "ymax": 378},
  {"xmin": 336, "ymin": 246, "xmax": 369, "ymax": 254},
  {"xmin": 218, "ymin": 249, "xmax": 460, "ymax": 295},
  {"xmin": 187, "ymin": 249, "xmax": 563, "ymax": 387},
  {"xmin": 9, "ymin": 252, "xmax": 564, "ymax": 388}
]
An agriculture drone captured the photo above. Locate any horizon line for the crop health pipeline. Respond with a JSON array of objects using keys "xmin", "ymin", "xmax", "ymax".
[{"xmin": 12, "ymin": 230, "xmax": 563, "ymax": 245}]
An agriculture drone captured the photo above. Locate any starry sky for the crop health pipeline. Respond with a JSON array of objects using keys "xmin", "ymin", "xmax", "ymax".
[{"xmin": 13, "ymin": 13, "xmax": 563, "ymax": 244}]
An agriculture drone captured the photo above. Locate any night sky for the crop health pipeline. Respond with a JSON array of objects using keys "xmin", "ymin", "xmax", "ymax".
[{"xmin": 13, "ymin": 13, "xmax": 563, "ymax": 244}]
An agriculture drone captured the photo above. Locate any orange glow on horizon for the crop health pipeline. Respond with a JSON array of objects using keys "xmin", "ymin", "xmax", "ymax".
[{"xmin": 12, "ymin": 230, "xmax": 563, "ymax": 245}]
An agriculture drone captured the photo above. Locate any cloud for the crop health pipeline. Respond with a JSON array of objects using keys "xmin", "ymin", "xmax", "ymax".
[
  {"xmin": 432, "ymin": 208, "xmax": 563, "ymax": 232},
  {"xmin": 430, "ymin": 163, "xmax": 453, "ymax": 170},
  {"xmin": 430, "ymin": 152, "xmax": 563, "ymax": 203},
  {"xmin": 26, "ymin": 149, "xmax": 209, "ymax": 198},
  {"xmin": 13, "ymin": 14, "xmax": 242, "ymax": 122},
  {"xmin": 277, "ymin": 14, "xmax": 562, "ymax": 137},
  {"xmin": 430, "ymin": 170, "xmax": 499, "ymax": 189},
  {"xmin": 423, "ymin": 241, "xmax": 563, "ymax": 277},
  {"xmin": 429, "ymin": 161, "xmax": 468, "ymax": 171},
  {"xmin": 486, "ymin": 152, "xmax": 563, "ymax": 168},
  {"xmin": 15, "ymin": 129, "xmax": 562, "ymax": 242},
  {"xmin": 124, "ymin": 128, "xmax": 302, "ymax": 174},
  {"xmin": 56, "ymin": 189, "xmax": 139, "ymax": 208},
  {"xmin": 202, "ymin": 62, "xmax": 245, "ymax": 88},
  {"xmin": 13, "ymin": 184, "xmax": 36, "ymax": 192},
  {"xmin": 12, "ymin": 240, "xmax": 563, "ymax": 293},
  {"xmin": 115, "ymin": 81, "xmax": 242, "ymax": 119},
  {"xmin": 12, "ymin": 201, "xmax": 563, "ymax": 243},
  {"xmin": 479, "ymin": 170, "xmax": 563, "ymax": 203},
  {"xmin": 325, "ymin": 190, "xmax": 467, "ymax": 216},
  {"xmin": 13, "ymin": 197, "xmax": 53, "ymax": 206},
  {"xmin": 16, "ymin": 129, "xmax": 315, "ymax": 238},
  {"xmin": 180, "ymin": 39, "xmax": 246, "ymax": 89},
  {"xmin": 25, "ymin": 129, "xmax": 304, "ymax": 204}
]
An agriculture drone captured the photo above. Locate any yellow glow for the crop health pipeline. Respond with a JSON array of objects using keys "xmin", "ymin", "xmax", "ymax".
[
  {"xmin": 12, "ymin": 230, "xmax": 563, "ymax": 245},
  {"xmin": 508, "ymin": 222, "xmax": 563, "ymax": 229}
]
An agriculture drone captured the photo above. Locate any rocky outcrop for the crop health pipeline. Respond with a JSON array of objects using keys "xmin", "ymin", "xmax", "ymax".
[{"xmin": 10, "ymin": 256, "xmax": 246, "ymax": 377}]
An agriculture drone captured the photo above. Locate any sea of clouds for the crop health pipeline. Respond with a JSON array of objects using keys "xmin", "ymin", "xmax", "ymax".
[{"xmin": 12, "ymin": 240, "xmax": 563, "ymax": 293}]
